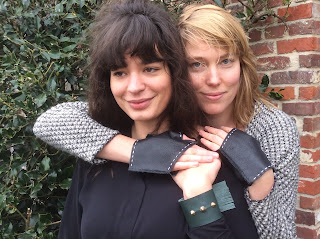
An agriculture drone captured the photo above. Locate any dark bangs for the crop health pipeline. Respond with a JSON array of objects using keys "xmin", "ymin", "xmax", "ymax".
[{"xmin": 101, "ymin": 9, "xmax": 166, "ymax": 70}]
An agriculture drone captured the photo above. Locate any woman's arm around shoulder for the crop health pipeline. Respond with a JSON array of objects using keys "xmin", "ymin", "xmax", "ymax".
[
  {"xmin": 33, "ymin": 101, "xmax": 121, "ymax": 163},
  {"xmin": 245, "ymin": 103, "xmax": 300, "ymax": 238}
]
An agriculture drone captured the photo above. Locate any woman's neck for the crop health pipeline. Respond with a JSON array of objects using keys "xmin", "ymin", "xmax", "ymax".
[
  {"xmin": 207, "ymin": 107, "xmax": 236, "ymax": 129},
  {"xmin": 131, "ymin": 119, "xmax": 169, "ymax": 139}
]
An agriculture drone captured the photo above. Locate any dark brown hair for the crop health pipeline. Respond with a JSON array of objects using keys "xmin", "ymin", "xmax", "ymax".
[{"xmin": 87, "ymin": 0, "xmax": 206, "ymax": 137}]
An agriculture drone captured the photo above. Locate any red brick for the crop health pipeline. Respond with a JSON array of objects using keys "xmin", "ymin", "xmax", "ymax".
[
  {"xmin": 300, "ymin": 195, "xmax": 320, "ymax": 210},
  {"xmin": 271, "ymin": 71, "xmax": 313, "ymax": 84},
  {"xmin": 277, "ymin": 37, "xmax": 320, "ymax": 54},
  {"xmin": 250, "ymin": 42, "xmax": 274, "ymax": 56},
  {"xmin": 248, "ymin": 29, "xmax": 262, "ymax": 42},
  {"xmin": 300, "ymin": 133, "xmax": 320, "ymax": 149},
  {"xmin": 268, "ymin": 0, "xmax": 284, "ymax": 8},
  {"xmin": 300, "ymin": 54, "xmax": 320, "ymax": 68},
  {"xmin": 295, "ymin": 209, "xmax": 316, "ymax": 226},
  {"xmin": 302, "ymin": 150, "xmax": 320, "ymax": 163},
  {"xmin": 299, "ymin": 87, "xmax": 320, "ymax": 100},
  {"xmin": 265, "ymin": 25, "xmax": 286, "ymax": 39},
  {"xmin": 298, "ymin": 179, "xmax": 320, "ymax": 195},
  {"xmin": 264, "ymin": 86, "xmax": 295, "ymax": 100},
  {"xmin": 299, "ymin": 164, "xmax": 320, "ymax": 179},
  {"xmin": 303, "ymin": 117, "xmax": 320, "ymax": 132},
  {"xmin": 282, "ymin": 102, "xmax": 318, "ymax": 116},
  {"xmin": 278, "ymin": 3, "xmax": 313, "ymax": 22},
  {"xmin": 288, "ymin": 20, "xmax": 320, "ymax": 36},
  {"xmin": 296, "ymin": 226, "xmax": 318, "ymax": 239},
  {"xmin": 257, "ymin": 56, "xmax": 290, "ymax": 71}
]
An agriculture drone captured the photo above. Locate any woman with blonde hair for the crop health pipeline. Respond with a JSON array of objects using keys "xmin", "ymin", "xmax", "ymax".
[{"xmin": 34, "ymin": 3, "xmax": 300, "ymax": 238}]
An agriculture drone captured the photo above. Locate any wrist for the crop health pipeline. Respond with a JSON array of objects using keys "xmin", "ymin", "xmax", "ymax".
[
  {"xmin": 96, "ymin": 134, "xmax": 135, "ymax": 163},
  {"xmin": 183, "ymin": 183, "xmax": 213, "ymax": 199}
]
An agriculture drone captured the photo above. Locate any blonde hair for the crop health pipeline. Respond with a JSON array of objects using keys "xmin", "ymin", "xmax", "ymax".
[{"xmin": 178, "ymin": 4, "xmax": 272, "ymax": 128}]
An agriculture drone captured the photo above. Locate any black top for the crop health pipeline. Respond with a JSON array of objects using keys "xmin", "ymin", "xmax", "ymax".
[{"xmin": 58, "ymin": 160, "xmax": 258, "ymax": 239}]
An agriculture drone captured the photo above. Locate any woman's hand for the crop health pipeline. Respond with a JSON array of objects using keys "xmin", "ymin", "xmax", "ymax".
[
  {"xmin": 199, "ymin": 126, "xmax": 274, "ymax": 200},
  {"xmin": 172, "ymin": 159, "xmax": 222, "ymax": 199},
  {"xmin": 172, "ymin": 143, "xmax": 220, "ymax": 171},
  {"xmin": 198, "ymin": 126, "xmax": 233, "ymax": 151}
]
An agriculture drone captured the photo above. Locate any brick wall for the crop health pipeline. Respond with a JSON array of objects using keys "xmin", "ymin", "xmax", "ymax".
[{"xmin": 228, "ymin": 0, "xmax": 320, "ymax": 238}]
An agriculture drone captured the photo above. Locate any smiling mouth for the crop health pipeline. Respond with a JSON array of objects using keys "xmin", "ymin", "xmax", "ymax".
[
  {"xmin": 203, "ymin": 92, "xmax": 224, "ymax": 101},
  {"xmin": 128, "ymin": 98, "xmax": 153, "ymax": 110}
]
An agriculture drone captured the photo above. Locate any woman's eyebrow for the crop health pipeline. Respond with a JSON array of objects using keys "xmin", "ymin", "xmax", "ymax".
[{"xmin": 141, "ymin": 59, "xmax": 164, "ymax": 64}]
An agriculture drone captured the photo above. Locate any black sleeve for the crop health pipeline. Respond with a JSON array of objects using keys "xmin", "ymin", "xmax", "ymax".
[
  {"xmin": 187, "ymin": 217, "xmax": 235, "ymax": 239},
  {"xmin": 58, "ymin": 160, "xmax": 89, "ymax": 239}
]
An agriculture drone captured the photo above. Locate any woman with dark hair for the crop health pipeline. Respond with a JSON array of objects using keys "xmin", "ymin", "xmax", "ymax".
[{"xmin": 55, "ymin": 0, "xmax": 254, "ymax": 238}]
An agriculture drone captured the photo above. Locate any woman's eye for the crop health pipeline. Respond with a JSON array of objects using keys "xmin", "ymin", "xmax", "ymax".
[
  {"xmin": 191, "ymin": 62, "xmax": 202, "ymax": 68},
  {"xmin": 221, "ymin": 58, "xmax": 233, "ymax": 65},
  {"xmin": 144, "ymin": 67, "xmax": 158, "ymax": 73},
  {"xmin": 112, "ymin": 71, "xmax": 126, "ymax": 77}
]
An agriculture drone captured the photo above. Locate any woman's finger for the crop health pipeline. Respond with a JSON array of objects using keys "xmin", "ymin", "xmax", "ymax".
[
  {"xmin": 172, "ymin": 162, "xmax": 199, "ymax": 171},
  {"xmin": 203, "ymin": 126, "xmax": 228, "ymax": 140},
  {"xmin": 199, "ymin": 129, "xmax": 224, "ymax": 147},
  {"xmin": 200, "ymin": 138, "xmax": 221, "ymax": 151},
  {"xmin": 185, "ymin": 145, "xmax": 218, "ymax": 157}
]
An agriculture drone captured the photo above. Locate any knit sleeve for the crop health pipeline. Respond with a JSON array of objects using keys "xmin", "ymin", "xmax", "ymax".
[
  {"xmin": 33, "ymin": 101, "xmax": 120, "ymax": 163},
  {"xmin": 245, "ymin": 104, "xmax": 300, "ymax": 239}
]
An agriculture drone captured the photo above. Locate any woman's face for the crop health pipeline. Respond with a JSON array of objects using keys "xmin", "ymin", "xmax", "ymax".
[
  {"xmin": 185, "ymin": 40, "xmax": 241, "ymax": 121},
  {"xmin": 110, "ymin": 55, "xmax": 172, "ymax": 125}
]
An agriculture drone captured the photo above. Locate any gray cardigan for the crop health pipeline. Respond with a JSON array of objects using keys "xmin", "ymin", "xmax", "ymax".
[{"xmin": 33, "ymin": 101, "xmax": 300, "ymax": 238}]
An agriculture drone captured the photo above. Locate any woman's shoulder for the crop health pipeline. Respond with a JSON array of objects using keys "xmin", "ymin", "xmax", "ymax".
[{"xmin": 246, "ymin": 101, "xmax": 299, "ymax": 142}]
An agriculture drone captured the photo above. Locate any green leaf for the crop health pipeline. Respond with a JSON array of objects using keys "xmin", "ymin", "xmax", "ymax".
[
  {"xmin": 30, "ymin": 182, "xmax": 43, "ymax": 198},
  {"xmin": 59, "ymin": 178, "xmax": 72, "ymax": 190},
  {"xmin": 212, "ymin": 0, "xmax": 223, "ymax": 7},
  {"xmin": 34, "ymin": 93, "xmax": 47, "ymax": 107},
  {"xmin": 55, "ymin": 3, "xmax": 64, "ymax": 13},
  {"xmin": 48, "ymin": 51, "xmax": 61, "ymax": 59},
  {"xmin": 41, "ymin": 156, "xmax": 51, "ymax": 171},
  {"xmin": 62, "ymin": 44, "xmax": 77, "ymax": 52},
  {"xmin": 64, "ymin": 13, "xmax": 77, "ymax": 19},
  {"xmin": 40, "ymin": 51, "xmax": 51, "ymax": 61},
  {"xmin": 235, "ymin": 12, "xmax": 246, "ymax": 19}
]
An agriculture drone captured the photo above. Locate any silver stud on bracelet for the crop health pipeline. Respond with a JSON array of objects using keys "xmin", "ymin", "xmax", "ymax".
[
  {"xmin": 211, "ymin": 202, "xmax": 216, "ymax": 207},
  {"xmin": 190, "ymin": 210, "xmax": 196, "ymax": 215}
]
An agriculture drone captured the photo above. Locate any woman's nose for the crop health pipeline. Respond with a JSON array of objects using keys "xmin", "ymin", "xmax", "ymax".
[
  {"xmin": 127, "ymin": 73, "xmax": 145, "ymax": 93},
  {"xmin": 206, "ymin": 66, "xmax": 221, "ymax": 86}
]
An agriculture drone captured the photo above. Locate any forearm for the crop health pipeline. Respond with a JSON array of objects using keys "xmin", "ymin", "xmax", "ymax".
[
  {"xmin": 96, "ymin": 134, "xmax": 135, "ymax": 164},
  {"xmin": 248, "ymin": 169, "xmax": 274, "ymax": 200},
  {"xmin": 33, "ymin": 101, "xmax": 120, "ymax": 163}
]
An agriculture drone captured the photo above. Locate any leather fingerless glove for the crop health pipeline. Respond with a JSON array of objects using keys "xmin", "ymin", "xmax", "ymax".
[
  {"xmin": 218, "ymin": 128, "xmax": 272, "ymax": 186},
  {"xmin": 129, "ymin": 131, "xmax": 197, "ymax": 174}
]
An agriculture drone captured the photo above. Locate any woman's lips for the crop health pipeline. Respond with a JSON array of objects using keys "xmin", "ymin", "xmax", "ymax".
[
  {"xmin": 203, "ymin": 92, "xmax": 224, "ymax": 101},
  {"xmin": 128, "ymin": 98, "xmax": 153, "ymax": 110}
]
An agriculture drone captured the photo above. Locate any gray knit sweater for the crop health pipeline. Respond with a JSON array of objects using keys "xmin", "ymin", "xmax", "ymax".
[{"xmin": 33, "ymin": 101, "xmax": 300, "ymax": 239}]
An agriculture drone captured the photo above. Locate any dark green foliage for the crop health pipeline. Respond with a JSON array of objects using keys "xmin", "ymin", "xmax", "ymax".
[
  {"xmin": 0, "ymin": 0, "xmax": 98, "ymax": 237},
  {"xmin": 259, "ymin": 75, "xmax": 284, "ymax": 100}
]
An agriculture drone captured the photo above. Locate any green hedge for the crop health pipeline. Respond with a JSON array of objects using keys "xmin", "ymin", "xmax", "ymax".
[{"xmin": 0, "ymin": 0, "xmax": 98, "ymax": 237}]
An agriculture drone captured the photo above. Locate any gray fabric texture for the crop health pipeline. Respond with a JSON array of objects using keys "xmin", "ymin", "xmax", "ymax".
[
  {"xmin": 33, "ymin": 101, "xmax": 120, "ymax": 164},
  {"xmin": 32, "ymin": 101, "xmax": 300, "ymax": 238}
]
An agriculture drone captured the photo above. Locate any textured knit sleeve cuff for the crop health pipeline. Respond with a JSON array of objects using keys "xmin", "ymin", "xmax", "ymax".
[{"xmin": 179, "ymin": 189, "xmax": 222, "ymax": 228}]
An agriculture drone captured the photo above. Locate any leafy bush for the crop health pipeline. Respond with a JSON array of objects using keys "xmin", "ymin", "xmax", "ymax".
[
  {"xmin": 0, "ymin": 0, "xmax": 98, "ymax": 237},
  {"xmin": 0, "ymin": 0, "xmax": 287, "ymax": 238}
]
